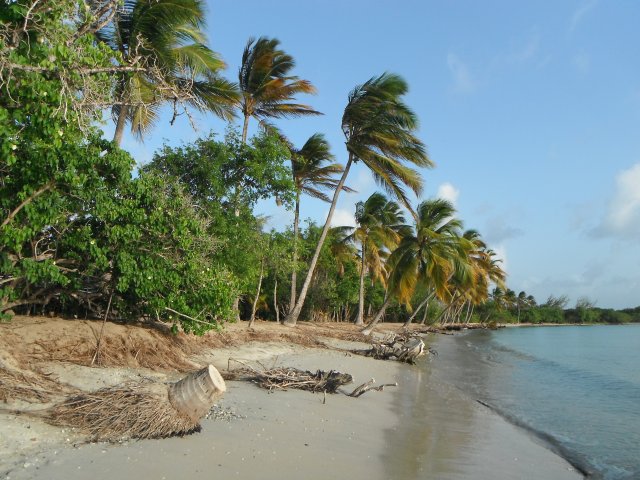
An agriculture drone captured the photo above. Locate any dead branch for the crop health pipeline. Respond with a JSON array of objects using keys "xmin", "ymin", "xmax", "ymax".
[
  {"xmin": 225, "ymin": 359, "xmax": 353, "ymax": 394},
  {"xmin": 348, "ymin": 378, "xmax": 398, "ymax": 398}
]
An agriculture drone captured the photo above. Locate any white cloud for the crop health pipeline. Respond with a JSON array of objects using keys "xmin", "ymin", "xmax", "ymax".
[
  {"xmin": 436, "ymin": 182, "xmax": 460, "ymax": 207},
  {"xmin": 330, "ymin": 208, "xmax": 356, "ymax": 228},
  {"xmin": 569, "ymin": 0, "xmax": 598, "ymax": 33},
  {"xmin": 447, "ymin": 53, "xmax": 475, "ymax": 93},
  {"xmin": 595, "ymin": 163, "xmax": 640, "ymax": 238}
]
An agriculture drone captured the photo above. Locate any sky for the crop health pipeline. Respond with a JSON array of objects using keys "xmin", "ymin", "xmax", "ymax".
[{"xmin": 106, "ymin": 0, "xmax": 640, "ymax": 309}]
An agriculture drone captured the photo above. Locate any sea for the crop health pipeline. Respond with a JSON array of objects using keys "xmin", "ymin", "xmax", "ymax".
[{"xmin": 431, "ymin": 325, "xmax": 640, "ymax": 480}]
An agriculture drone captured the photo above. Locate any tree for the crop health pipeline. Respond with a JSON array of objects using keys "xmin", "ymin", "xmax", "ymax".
[
  {"xmin": 345, "ymin": 193, "xmax": 406, "ymax": 325},
  {"xmin": 143, "ymin": 129, "xmax": 295, "ymax": 321},
  {"xmin": 361, "ymin": 199, "xmax": 466, "ymax": 334},
  {"xmin": 238, "ymin": 36, "xmax": 320, "ymax": 143},
  {"xmin": 288, "ymin": 134, "xmax": 350, "ymax": 312},
  {"xmin": 98, "ymin": 0, "xmax": 238, "ymax": 144},
  {"xmin": 284, "ymin": 73, "xmax": 432, "ymax": 326},
  {"xmin": 544, "ymin": 294, "xmax": 569, "ymax": 309}
]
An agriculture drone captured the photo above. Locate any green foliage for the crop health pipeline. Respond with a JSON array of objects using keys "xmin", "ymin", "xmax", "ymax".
[
  {"xmin": 143, "ymin": 128, "xmax": 295, "ymax": 301},
  {"xmin": 143, "ymin": 128, "xmax": 294, "ymax": 209},
  {"xmin": 1, "ymin": 2, "xmax": 235, "ymax": 334}
]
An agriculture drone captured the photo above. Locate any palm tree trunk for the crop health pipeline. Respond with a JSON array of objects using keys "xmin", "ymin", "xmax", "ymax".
[
  {"xmin": 113, "ymin": 104, "xmax": 129, "ymax": 146},
  {"xmin": 420, "ymin": 300, "xmax": 430, "ymax": 324},
  {"xmin": 248, "ymin": 258, "xmax": 265, "ymax": 328},
  {"xmin": 242, "ymin": 113, "xmax": 250, "ymax": 144},
  {"xmin": 283, "ymin": 156, "xmax": 353, "ymax": 326},
  {"xmin": 403, "ymin": 292, "xmax": 435, "ymax": 327},
  {"xmin": 361, "ymin": 294, "xmax": 391, "ymax": 335},
  {"xmin": 355, "ymin": 243, "xmax": 366, "ymax": 325},
  {"xmin": 289, "ymin": 191, "xmax": 300, "ymax": 313}
]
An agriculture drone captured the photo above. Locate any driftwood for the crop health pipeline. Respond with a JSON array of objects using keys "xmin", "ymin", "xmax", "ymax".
[
  {"xmin": 225, "ymin": 359, "xmax": 353, "ymax": 393},
  {"xmin": 224, "ymin": 359, "xmax": 398, "ymax": 400},
  {"xmin": 353, "ymin": 334, "xmax": 433, "ymax": 364},
  {"xmin": 348, "ymin": 378, "xmax": 398, "ymax": 397},
  {"xmin": 46, "ymin": 365, "xmax": 226, "ymax": 441}
]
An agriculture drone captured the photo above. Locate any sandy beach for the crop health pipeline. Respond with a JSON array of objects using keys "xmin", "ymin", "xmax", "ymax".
[{"xmin": 0, "ymin": 318, "xmax": 582, "ymax": 479}]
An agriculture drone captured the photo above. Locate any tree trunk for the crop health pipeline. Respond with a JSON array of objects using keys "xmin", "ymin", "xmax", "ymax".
[
  {"xmin": 274, "ymin": 277, "xmax": 280, "ymax": 324},
  {"xmin": 355, "ymin": 242, "xmax": 366, "ymax": 325},
  {"xmin": 113, "ymin": 104, "xmax": 129, "ymax": 146},
  {"xmin": 248, "ymin": 258, "xmax": 265, "ymax": 328},
  {"xmin": 361, "ymin": 294, "xmax": 392, "ymax": 336},
  {"xmin": 168, "ymin": 365, "xmax": 226, "ymax": 424},
  {"xmin": 403, "ymin": 292, "xmax": 434, "ymax": 327},
  {"xmin": 289, "ymin": 191, "xmax": 300, "ymax": 313},
  {"xmin": 283, "ymin": 156, "xmax": 353, "ymax": 326},
  {"xmin": 241, "ymin": 112, "xmax": 250, "ymax": 144},
  {"xmin": 232, "ymin": 297, "xmax": 241, "ymax": 322},
  {"xmin": 420, "ymin": 299, "xmax": 430, "ymax": 324}
]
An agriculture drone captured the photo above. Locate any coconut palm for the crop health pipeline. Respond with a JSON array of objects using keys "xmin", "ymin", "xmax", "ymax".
[
  {"xmin": 288, "ymin": 134, "xmax": 352, "ymax": 312},
  {"xmin": 99, "ymin": 0, "xmax": 239, "ymax": 145},
  {"xmin": 284, "ymin": 73, "xmax": 432, "ymax": 326},
  {"xmin": 362, "ymin": 199, "xmax": 466, "ymax": 335},
  {"xmin": 345, "ymin": 193, "xmax": 407, "ymax": 325},
  {"xmin": 238, "ymin": 37, "xmax": 320, "ymax": 143}
]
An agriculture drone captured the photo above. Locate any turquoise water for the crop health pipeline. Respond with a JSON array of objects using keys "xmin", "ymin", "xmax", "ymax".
[{"xmin": 434, "ymin": 325, "xmax": 640, "ymax": 479}]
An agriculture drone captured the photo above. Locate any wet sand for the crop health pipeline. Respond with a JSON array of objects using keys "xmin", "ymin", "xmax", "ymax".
[{"xmin": 3, "ymin": 335, "xmax": 582, "ymax": 480}]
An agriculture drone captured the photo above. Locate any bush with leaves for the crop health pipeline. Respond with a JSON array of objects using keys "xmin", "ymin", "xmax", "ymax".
[{"xmin": 1, "ymin": 1, "xmax": 236, "ymax": 332}]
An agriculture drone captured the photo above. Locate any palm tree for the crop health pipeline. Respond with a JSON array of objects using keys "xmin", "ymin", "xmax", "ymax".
[
  {"xmin": 288, "ymin": 134, "xmax": 352, "ymax": 312},
  {"xmin": 362, "ymin": 199, "xmax": 466, "ymax": 335},
  {"xmin": 284, "ymin": 73, "xmax": 433, "ymax": 326},
  {"xmin": 345, "ymin": 193, "xmax": 406, "ymax": 325},
  {"xmin": 100, "ymin": 0, "xmax": 239, "ymax": 145},
  {"xmin": 238, "ymin": 37, "xmax": 320, "ymax": 143}
]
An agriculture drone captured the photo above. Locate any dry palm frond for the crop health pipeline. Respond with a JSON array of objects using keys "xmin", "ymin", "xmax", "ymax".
[{"xmin": 46, "ymin": 382, "xmax": 198, "ymax": 442}]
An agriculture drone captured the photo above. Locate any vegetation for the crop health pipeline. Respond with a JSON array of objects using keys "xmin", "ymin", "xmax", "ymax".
[{"xmin": 1, "ymin": 1, "xmax": 636, "ymax": 333}]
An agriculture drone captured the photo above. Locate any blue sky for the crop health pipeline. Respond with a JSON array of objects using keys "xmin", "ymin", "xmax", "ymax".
[{"xmin": 107, "ymin": 0, "xmax": 640, "ymax": 309}]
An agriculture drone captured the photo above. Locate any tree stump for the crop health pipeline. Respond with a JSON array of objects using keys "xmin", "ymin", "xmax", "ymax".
[{"xmin": 169, "ymin": 365, "xmax": 226, "ymax": 423}]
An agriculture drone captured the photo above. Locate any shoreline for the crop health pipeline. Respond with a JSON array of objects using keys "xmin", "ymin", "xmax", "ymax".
[{"xmin": 1, "ymin": 317, "xmax": 583, "ymax": 479}]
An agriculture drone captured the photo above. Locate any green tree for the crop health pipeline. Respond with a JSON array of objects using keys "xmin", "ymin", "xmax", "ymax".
[
  {"xmin": 143, "ymin": 129, "xmax": 295, "ymax": 320},
  {"xmin": 98, "ymin": 0, "xmax": 238, "ymax": 144},
  {"xmin": 238, "ymin": 36, "xmax": 320, "ymax": 143},
  {"xmin": 288, "ymin": 134, "xmax": 351, "ymax": 312},
  {"xmin": 345, "ymin": 193, "xmax": 406, "ymax": 325},
  {"xmin": 285, "ymin": 73, "xmax": 433, "ymax": 326},
  {"xmin": 361, "ymin": 199, "xmax": 465, "ymax": 334}
]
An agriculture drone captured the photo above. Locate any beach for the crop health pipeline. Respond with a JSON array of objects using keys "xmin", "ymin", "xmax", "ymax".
[{"xmin": 0, "ymin": 318, "xmax": 582, "ymax": 479}]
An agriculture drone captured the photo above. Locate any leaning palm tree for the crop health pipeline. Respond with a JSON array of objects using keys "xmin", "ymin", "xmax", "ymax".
[
  {"xmin": 238, "ymin": 37, "xmax": 320, "ymax": 143},
  {"xmin": 288, "ymin": 134, "xmax": 353, "ymax": 312},
  {"xmin": 284, "ymin": 73, "xmax": 433, "ymax": 326},
  {"xmin": 99, "ymin": 0, "xmax": 239, "ymax": 145},
  {"xmin": 362, "ymin": 199, "xmax": 466, "ymax": 335},
  {"xmin": 345, "ymin": 193, "xmax": 407, "ymax": 325}
]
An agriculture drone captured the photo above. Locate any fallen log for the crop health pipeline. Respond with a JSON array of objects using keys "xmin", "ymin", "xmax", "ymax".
[
  {"xmin": 353, "ymin": 334, "xmax": 431, "ymax": 364},
  {"xmin": 46, "ymin": 365, "xmax": 226, "ymax": 441}
]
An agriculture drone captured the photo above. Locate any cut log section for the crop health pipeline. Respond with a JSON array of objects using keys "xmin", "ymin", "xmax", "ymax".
[{"xmin": 169, "ymin": 365, "xmax": 226, "ymax": 423}]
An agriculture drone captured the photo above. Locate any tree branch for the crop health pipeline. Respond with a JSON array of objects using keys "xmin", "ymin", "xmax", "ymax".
[{"xmin": 2, "ymin": 181, "xmax": 55, "ymax": 228}]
